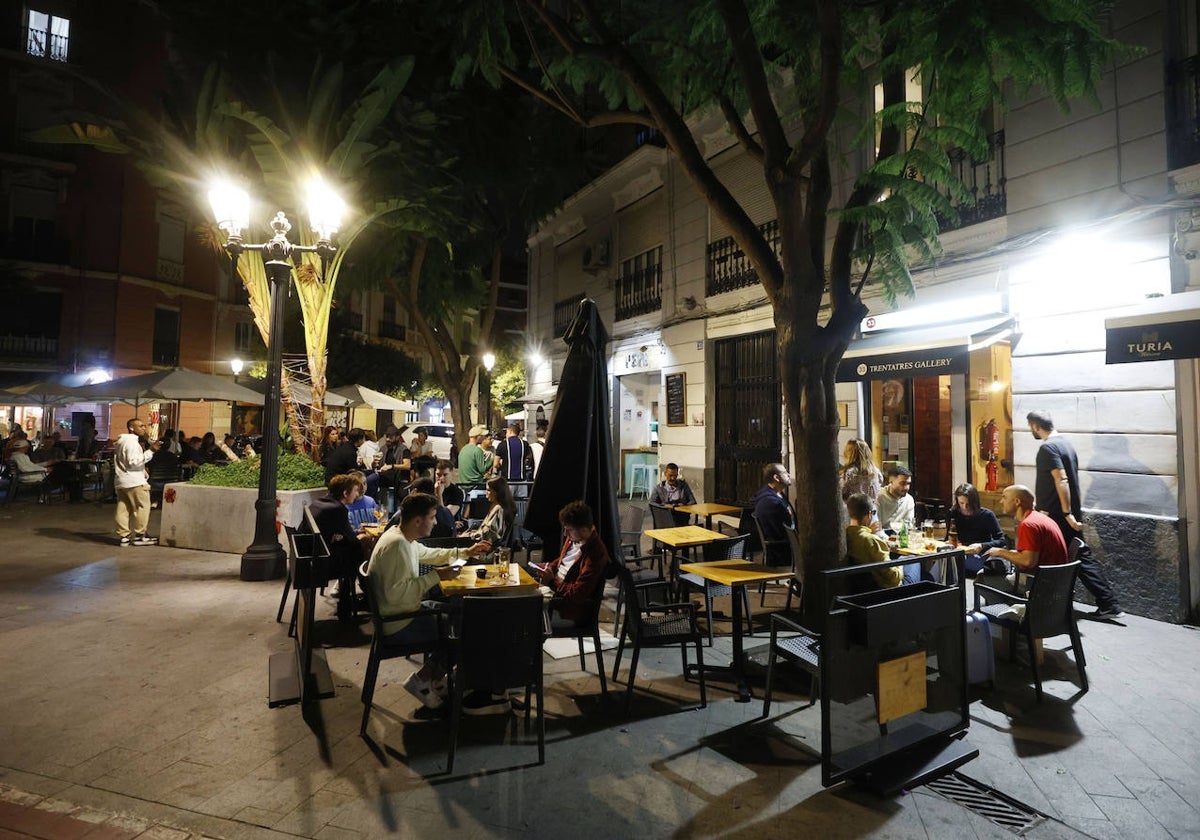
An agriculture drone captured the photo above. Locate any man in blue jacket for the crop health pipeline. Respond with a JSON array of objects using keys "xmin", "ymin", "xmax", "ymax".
[{"xmin": 752, "ymin": 462, "xmax": 795, "ymax": 566}]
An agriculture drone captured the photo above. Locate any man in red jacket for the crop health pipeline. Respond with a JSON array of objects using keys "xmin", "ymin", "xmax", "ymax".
[{"xmin": 538, "ymin": 500, "xmax": 612, "ymax": 626}]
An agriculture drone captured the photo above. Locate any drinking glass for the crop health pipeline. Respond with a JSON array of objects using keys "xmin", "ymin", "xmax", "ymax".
[{"xmin": 499, "ymin": 548, "xmax": 511, "ymax": 580}]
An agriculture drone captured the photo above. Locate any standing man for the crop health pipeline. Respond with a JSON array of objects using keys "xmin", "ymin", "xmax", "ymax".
[
  {"xmin": 985, "ymin": 484, "xmax": 1068, "ymax": 571},
  {"xmin": 497, "ymin": 422, "xmax": 533, "ymax": 482},
  {"xmin": 1027, "ymin": 410, "xmax": 1124, "ymax": 619},
  {"xmin": 876, "ymin": 465, "xmax": 915, "ymax": 532},
  {"xmin": 457, "ymin": 425, "xmax": 497, "ymax": 486},
  {"xmin": 114, "ymin": 417, "xmax": 161, "ymax": 546},
  {"xmin": 752, "ymin": 463, "xmax": 795, "ymax": 566}
]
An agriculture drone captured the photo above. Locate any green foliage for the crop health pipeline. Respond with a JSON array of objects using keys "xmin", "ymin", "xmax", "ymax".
[
  {"xmin": 491, "ymin": 349, "xmax": 528, "ymax": 409},
  {"xmin": 188, "ymin": 454, "xmax": 325, "ymax": 490}
]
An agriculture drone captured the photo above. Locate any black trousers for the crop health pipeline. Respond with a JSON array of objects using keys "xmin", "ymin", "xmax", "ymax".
[{"xmin": 1051, "ymin": 514, "xmax": 1120, "ymax": 612}]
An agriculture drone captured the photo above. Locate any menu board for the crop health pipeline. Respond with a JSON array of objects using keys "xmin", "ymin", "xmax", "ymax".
[{"xmin": 665, "ymin": 372, "xmax": 686, "ymax": 426}]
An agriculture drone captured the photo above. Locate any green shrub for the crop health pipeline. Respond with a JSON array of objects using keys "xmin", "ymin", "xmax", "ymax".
[{"xmin": 189, "ymin": 453, "xmax": 325, "ymax": 490}]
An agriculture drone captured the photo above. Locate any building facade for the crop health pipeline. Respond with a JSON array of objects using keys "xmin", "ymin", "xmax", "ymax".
[{"xmin": 527, "ymin": 0, "xmax": 1200, "ymax": 622}]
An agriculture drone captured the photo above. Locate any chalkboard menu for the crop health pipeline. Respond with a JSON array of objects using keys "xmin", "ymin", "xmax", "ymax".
[{"xmin": 665, "ymin": 372, "xmax": 686, "ymax": 426}]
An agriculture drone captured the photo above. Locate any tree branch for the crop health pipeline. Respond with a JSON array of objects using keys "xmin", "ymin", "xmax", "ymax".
[
  {"xmin": 715, "ymin": 0, "xmax": 790, "ymax": 167},
  {"xmin": 787, "ymin": 0, "xmax": 843, "ymax": 177},
  {"xmin": 718, "ymin": 95, "xmax": 764, "ymax": 164}
]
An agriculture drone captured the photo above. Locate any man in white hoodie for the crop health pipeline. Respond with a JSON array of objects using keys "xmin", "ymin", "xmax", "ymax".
[{"xmin": 114, "ymin": 417, "xmax": 161, "ymax": 546}]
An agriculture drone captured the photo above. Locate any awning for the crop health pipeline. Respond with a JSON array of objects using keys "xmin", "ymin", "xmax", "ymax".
[
  {"xmin": 836, "ymin": 315, "xmax": 1014, "ymax": 382},
  {"xmin": 1104, "ymin": 290, "xmax": 1200, "ymax": 364},
  {"xmin": 515, "ymin": 390, "xmax": 556, "ymax": 405}
]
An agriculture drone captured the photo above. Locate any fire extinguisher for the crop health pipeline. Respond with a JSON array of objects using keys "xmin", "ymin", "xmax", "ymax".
[{"xmin": 979, "ymin": 418, "xmax": 1000, "ymax": 491}]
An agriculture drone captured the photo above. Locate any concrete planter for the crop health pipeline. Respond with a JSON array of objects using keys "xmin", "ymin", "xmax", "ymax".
[{"xmin": 159, "ymin": 482, "xmax": 325, "ymax": 554}]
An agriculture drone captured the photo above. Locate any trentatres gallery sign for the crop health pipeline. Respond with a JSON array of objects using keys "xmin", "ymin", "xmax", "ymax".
[{"xmin": 836, "ymin": 345, "xmax": 969, "ymax": 382}]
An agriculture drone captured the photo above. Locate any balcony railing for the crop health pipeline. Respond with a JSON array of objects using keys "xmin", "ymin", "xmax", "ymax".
[
  {"xmin": 934, "ymin": 130, "xmax": 1007, "ymax": 233},
  {"xmin": 1169, "ymin": 55, "xmax": 1200, "ymax": 170},
  {"xmin": 554, "ymin": 296, "xmax": 582, "ymax": 337},
  {"xmin": 615, "ymin": 262, "xmax": 662, "ymax": 322},
  {"xmin": 0, "ymin": 334, "xmax": 58, "ymax": 360},
  {"xmin": 706, "ymin": 219, "xmax": 780, "ymax": 297},
  {"xmin": 25, "ymin": 27, "xmax": 69, "ymax": 62},
  {"xmin": 378, "ymin": 321, "xmax": 406, "ymax": 341}
]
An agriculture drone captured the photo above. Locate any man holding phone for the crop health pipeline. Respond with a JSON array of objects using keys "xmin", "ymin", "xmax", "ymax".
[{"xmin": 535, "ymin": 501, "xmax": 611, "ymax": 627}]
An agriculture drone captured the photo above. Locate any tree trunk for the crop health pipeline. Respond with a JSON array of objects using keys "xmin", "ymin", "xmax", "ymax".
[{"xmin": 778, "ymin": 322, "xmax": 847, "ymax": 630}]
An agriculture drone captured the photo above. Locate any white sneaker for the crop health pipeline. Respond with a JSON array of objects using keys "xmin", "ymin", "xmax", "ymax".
[
  {"xmin": 132, "ymin": 535, "xmax": 158, "ymax": 546},
  {"xmin": 403, "ymin": 672, "xmax": 443, "ymax": 709}
]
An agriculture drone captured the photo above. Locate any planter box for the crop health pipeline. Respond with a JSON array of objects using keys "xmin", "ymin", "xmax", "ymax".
[{"xmin": 159, "ymin": 482, "xmax": 325, "ymax": 554}]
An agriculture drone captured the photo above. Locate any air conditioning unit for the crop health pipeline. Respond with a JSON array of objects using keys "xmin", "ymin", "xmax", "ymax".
[{"xmin": 582, "ymin": 238, "xmax": 610, "ymax": 271}]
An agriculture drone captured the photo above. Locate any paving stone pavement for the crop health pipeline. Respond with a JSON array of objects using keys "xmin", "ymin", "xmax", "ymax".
[{"xmin": 0, "ymin": 500, "xmax": 1197, "ymax": 839}]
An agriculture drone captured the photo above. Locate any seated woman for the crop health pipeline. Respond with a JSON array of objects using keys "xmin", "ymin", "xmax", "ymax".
[
  {"xmin": 948, "ymin": 482, "xmax": 1007, "ymax": 576},
  {"xmin": 463, "ymin": 476, "xmax": 516, "ymax": 546}
]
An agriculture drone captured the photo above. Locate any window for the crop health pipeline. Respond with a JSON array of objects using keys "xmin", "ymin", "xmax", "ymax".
[
  {"xmin": 26, "ymin": 10, "xmax": 70, "ymax": 62},
  {"xmin": 615, "ymin": 246, "xmax": 662, "ymax": 321},
  {"xmin": 152, "ymin": 308, "xmax": 180, "ymax": 367},
  {"xmin": 873, "ymin": 66, "xmax": 923, "ymax": 158},
  {"xmin": 8, "ymin": 185, "xmax": 59, "ymax": 262},
  {"xmin": 234, "ymin": 322, "xmax": 254, "ymax": 353},
  {"xmin": 157, "ymin": 214, "xmax": 185, "ymax": 282}
]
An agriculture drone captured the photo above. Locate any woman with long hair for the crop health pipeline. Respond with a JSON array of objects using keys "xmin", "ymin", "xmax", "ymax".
[
  {"xmin": 318, "ymin": 425, "xmax": 341, "ymax": 466},
  {"xmin": 466, "ymin": 475, "xmax": 517, "ymax": 546},
  {"xmin": 840, "ymin": 438, "xmax": 883, "ymax": 503},
  {"xmin": 948, "ymin": 482, "xmax": 1007, "ymax": 576}
]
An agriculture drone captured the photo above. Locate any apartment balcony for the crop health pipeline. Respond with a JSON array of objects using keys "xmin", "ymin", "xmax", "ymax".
[
  {"xmin": 706, "ymin": 219, "xmax": 780, "ymax": 297},
  {"xmin": 554, "ymin": 296, "xmax": 581, "ymax": 338},
  {"xmin": 934, "ymin": 130, "xmax": 1007, "ymax": 233},
  {"xmin": 615, "ymin": 262, "xmax": 662, "ymax": 322},
  {"xmin": 1168, "ymin": 55, "xmax": 1200, "ymax": 170},
  {"xmin": 378, "ymin": 321, "xmax": 407, "ymax": 342},
  {"xmin": 0, "ymin": 334, "xmax": 58, "ymax": 361}
]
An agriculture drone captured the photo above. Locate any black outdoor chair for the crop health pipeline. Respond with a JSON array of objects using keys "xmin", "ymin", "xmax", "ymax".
[
  {"xmin": 545, "ymin": 577, "xmax": 610, "ymax": 702},
  {"xmin": 358, "ymin": 561, "xmax": 450, "ymax": 736},
  {"xmin": 614, "ymin": 503, "xmax": 662, "ymax": 633},
  {"xmin": 447, "ymin": 595, "xmax": 545, "ymax": 772},
  {"xmin": 5, "ymin": 458, "xmax": 50, "ymax": 504},
  {"xmin": 974, "ymin": 555, "xmax": 1088, "ymax": 702},
  {"xmin": 752, "ymin": 513, "xmax": 794, "ymax": 606},
  {"xmin": 761, "ymin": 613, "xmax": 823, "ymax": 717},
  {"xmin": 781, "ymin": 527, "xmax": 806, "ymax": 612},
  {"xmin": 276, "ymin": 524, "xmax": 299, "ymax": 633},
  {"xmin": 79, "ymin": 460, "xmax": 106, "ymax": 501},
  {"xmin": 147, "ymin": 462, "xmax": 182, "ymax": 506},
  {"xmin": 610, "ymin": 563, "xmax": 706, "ymax": 713},
  {"xmin": 677, "ymin": 534, "xmax": 753, "ymax": 646}
]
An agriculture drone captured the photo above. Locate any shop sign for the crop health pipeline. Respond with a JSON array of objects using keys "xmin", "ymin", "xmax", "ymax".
[
  {"xmin": 837, "ymin": 345, "xmax": 969, "ymax": 382},
  {"xmin": 1105, "ymin": 321, "xmax": 1200, "ymax": 364}
]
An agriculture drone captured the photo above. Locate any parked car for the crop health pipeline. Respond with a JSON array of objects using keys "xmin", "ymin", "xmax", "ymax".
[{"xmin": 404, "ymin": 422, "xmax": 456, "ymax": 461}]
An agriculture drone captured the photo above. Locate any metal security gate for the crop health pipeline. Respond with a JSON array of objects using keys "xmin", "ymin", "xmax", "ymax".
[{"xmin": 713, "ymin": 330, "xmax": 781, "ymax": 506}]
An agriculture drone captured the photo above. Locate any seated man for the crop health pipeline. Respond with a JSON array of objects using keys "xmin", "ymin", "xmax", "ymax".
[
  {"xmin": 650, "ymin": 462, "xmax": 696, "ymax": 525},
  {"xmin": 985, "ymin": 484, "xmax": 1068, "ymax": 572},
  {"xmin": 876, "ymin": 465, "xmax": 915, "ymax": 532},
  {"xmin": 432, "ymin": 459, "xmax": 465, "ymax": 519},
  {"xmin": 307, "ymin": 473, "xmax": 377, "ymax": 622},
  {"xmin": 751, "ymin": 462, "xmax": 795, "ymax": 566},
  {"xmin": 845, "ymin": 493, "xmax": 903, "ymax": 589},
  {"xmin": 367, "ymin": 492, "xmax": 491, "ymax": 710},
  {"xmin": 10, "ymin": 438, "xmax": 52, "ymax": 496},
  {"xmin": 388, "ymin": 477, "xmax": 456, "ymax": 538},
  {"xmin": 536, "ymin": 500, "xmax": 612, "ymax": 627}
]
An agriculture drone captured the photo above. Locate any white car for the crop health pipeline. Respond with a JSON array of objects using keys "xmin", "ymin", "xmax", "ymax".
[{"xmin": 403, "ymin": 422, "xmax": 456, "ymax": 461}]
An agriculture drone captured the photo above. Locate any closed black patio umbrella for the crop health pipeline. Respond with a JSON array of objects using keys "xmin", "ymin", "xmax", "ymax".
[{"xmin": 524, "ymin": 299, "xmax": 620, "ymax": 562}]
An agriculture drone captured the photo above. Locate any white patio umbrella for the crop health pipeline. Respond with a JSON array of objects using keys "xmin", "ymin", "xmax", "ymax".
[
  {"xmin": 0, "ymin": 380, "xmax": 88, "ymax": 434},
  {"xmin": 76, "ymin": 367, "xmax": 266, "ymax": 406},
  {"xmin": 326, "ymin": 384, "xmax": 417, "ymax": 412}
]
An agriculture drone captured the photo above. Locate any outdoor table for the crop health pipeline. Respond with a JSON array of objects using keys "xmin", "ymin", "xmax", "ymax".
[
  {"xmin": 677, "ymin": 559, "xmax": 793, "ymax": 702},
  {"xmin": 644, "ymin": 524, "xmax": 727, "ymax": 584},
  {"xmin": 440, "ymin": 563, "xmax": 540, "ymax": 596},
  {"xmin": 890, "ymin": 540, "xmax": 956, "ymax": 584},
  {"xmin": 675, "ymin": 502, "xmax": 741, "ymax": 530}
]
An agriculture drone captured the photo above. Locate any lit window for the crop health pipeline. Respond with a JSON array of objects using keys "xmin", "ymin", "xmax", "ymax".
[{"xmin": 26, "ymin": 10, "xmax": 70, "ymax": 62}]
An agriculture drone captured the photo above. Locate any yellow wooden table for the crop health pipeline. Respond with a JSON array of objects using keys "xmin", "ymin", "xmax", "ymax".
[
  {"xmin": 439, "ymin": 563, "xmax": 540, "ymax": 596},
  {"xmin": 676, "ymin": 559, "xmax": 794, "ymax": 702},
  {"xmin": 643, "ymin": 525, "xmax": 728, "ymax": 548},
  {"xmin": 675, "ymin": 502, "xmax": 742, "ymax": 530}
]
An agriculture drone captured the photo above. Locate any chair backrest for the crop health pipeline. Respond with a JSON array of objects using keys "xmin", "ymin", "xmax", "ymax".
[
  {"xmin": 620, "ymin": 503, "xmax": 646, "ymax": 536},
  {"xmin": 784, "ymin": 527, "xmax": 804, "ymax": 584},
  {"xmin": 458, "ymin": 595, "xmax": 544, "ymax": 691},
  {"xmin": 1067, "ymin": 536, "xmax": 1085, "ymax": 563},
  {"xmin": 649, "ymin": 502, "xmax": 677, "ymax": 530},
  {"xmin": 751, "ymin": 512, "xmax": 791, "ymax": 566},
  {"xmin": 702, "ymin": 533, "xmax": 749, "ymax": 561},
  {"xmin": 358, "ymin": 560, "xmax": 389, "ymax": 638},
  {"xmin": 614, "ymin": 563, "xmax": 646, "ymax": 637},
  {"xmin": 1025, "ymin": 560, "xmax": 1081, "ymax": 639}
]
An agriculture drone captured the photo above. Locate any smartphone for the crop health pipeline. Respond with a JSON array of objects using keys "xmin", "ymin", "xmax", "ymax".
[
  {"xmin": 449, "ymin": 559, "xmax": 467, "ymax": 571},
  {"xmin": 528, "ymin": 561, "xmax": 547, "ymax": 573}
]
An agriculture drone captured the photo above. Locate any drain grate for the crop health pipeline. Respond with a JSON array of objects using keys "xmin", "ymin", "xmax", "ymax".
[{"xmin": 924, "ymin": 772, "xmax": 1047, "ymax": 835}]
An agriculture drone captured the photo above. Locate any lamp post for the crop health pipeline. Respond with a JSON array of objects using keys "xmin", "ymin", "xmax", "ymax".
[
  {"xmin": 229, "ymin": 357, "xmax": 244, "ymax": 383},
  {"xmin": 210, "ymin": 178, "xmax": 344, "ymax": 581},
  {"xmin": 479, "ymin": 351, "xmax": 495, "ymax": 427}
]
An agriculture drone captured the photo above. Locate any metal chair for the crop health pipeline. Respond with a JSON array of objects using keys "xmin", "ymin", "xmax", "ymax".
[
  {"xmin": 610, "ymin": 563, "xmax": 706, "ymax": 713},
  {"xmin": 752, "ymin": 513, "xmax": 793, "ymax": 606},
  {"xmin": 761, "ymin": 613, "xmax": 822, "ymax": 717},
  {"xmin": 448, "ymin": 595, "xmax": 545, "ymax": 772},
  {"xmin": 545, "ymin": 579, "xmax": 610, "ymax": 702},
  {"xmin": 974, "ymin": 556, "xmax": 1088, "ymax": 702},
  {"xmin": 614, "ymin": 503, "xmax": 661, "ymax": 634},
  {"xmin": 677, "ymin": 534, "xmax": 754, "ymax": 646},
  {"xmin": 6, "ymin": 458, "xmax": 50, "ymax": 504},
  {"xmin": 358, "ymin": 561, "xmax": 450, "ymax": 736}
]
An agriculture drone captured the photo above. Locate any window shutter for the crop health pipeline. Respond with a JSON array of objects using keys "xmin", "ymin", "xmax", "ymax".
[
  {"xmin": 709, "ymin": 154, "xmax": 774, "ymax": 242},
  {"xmin": 618, "ymin": 190, "xmax": 663, "ymax": 259}
]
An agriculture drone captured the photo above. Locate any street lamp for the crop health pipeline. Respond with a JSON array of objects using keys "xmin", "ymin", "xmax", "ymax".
[
  {"xmin": 479, "ymin": 351, "xmax": 495, "ymax": 426},
  {"xmin": 229, "ymin": 357, "xmax": 244, "ymax": 381},
  {"xmin": 209, "ymin": 177, "xmax": 345, "ymax": 581}
]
